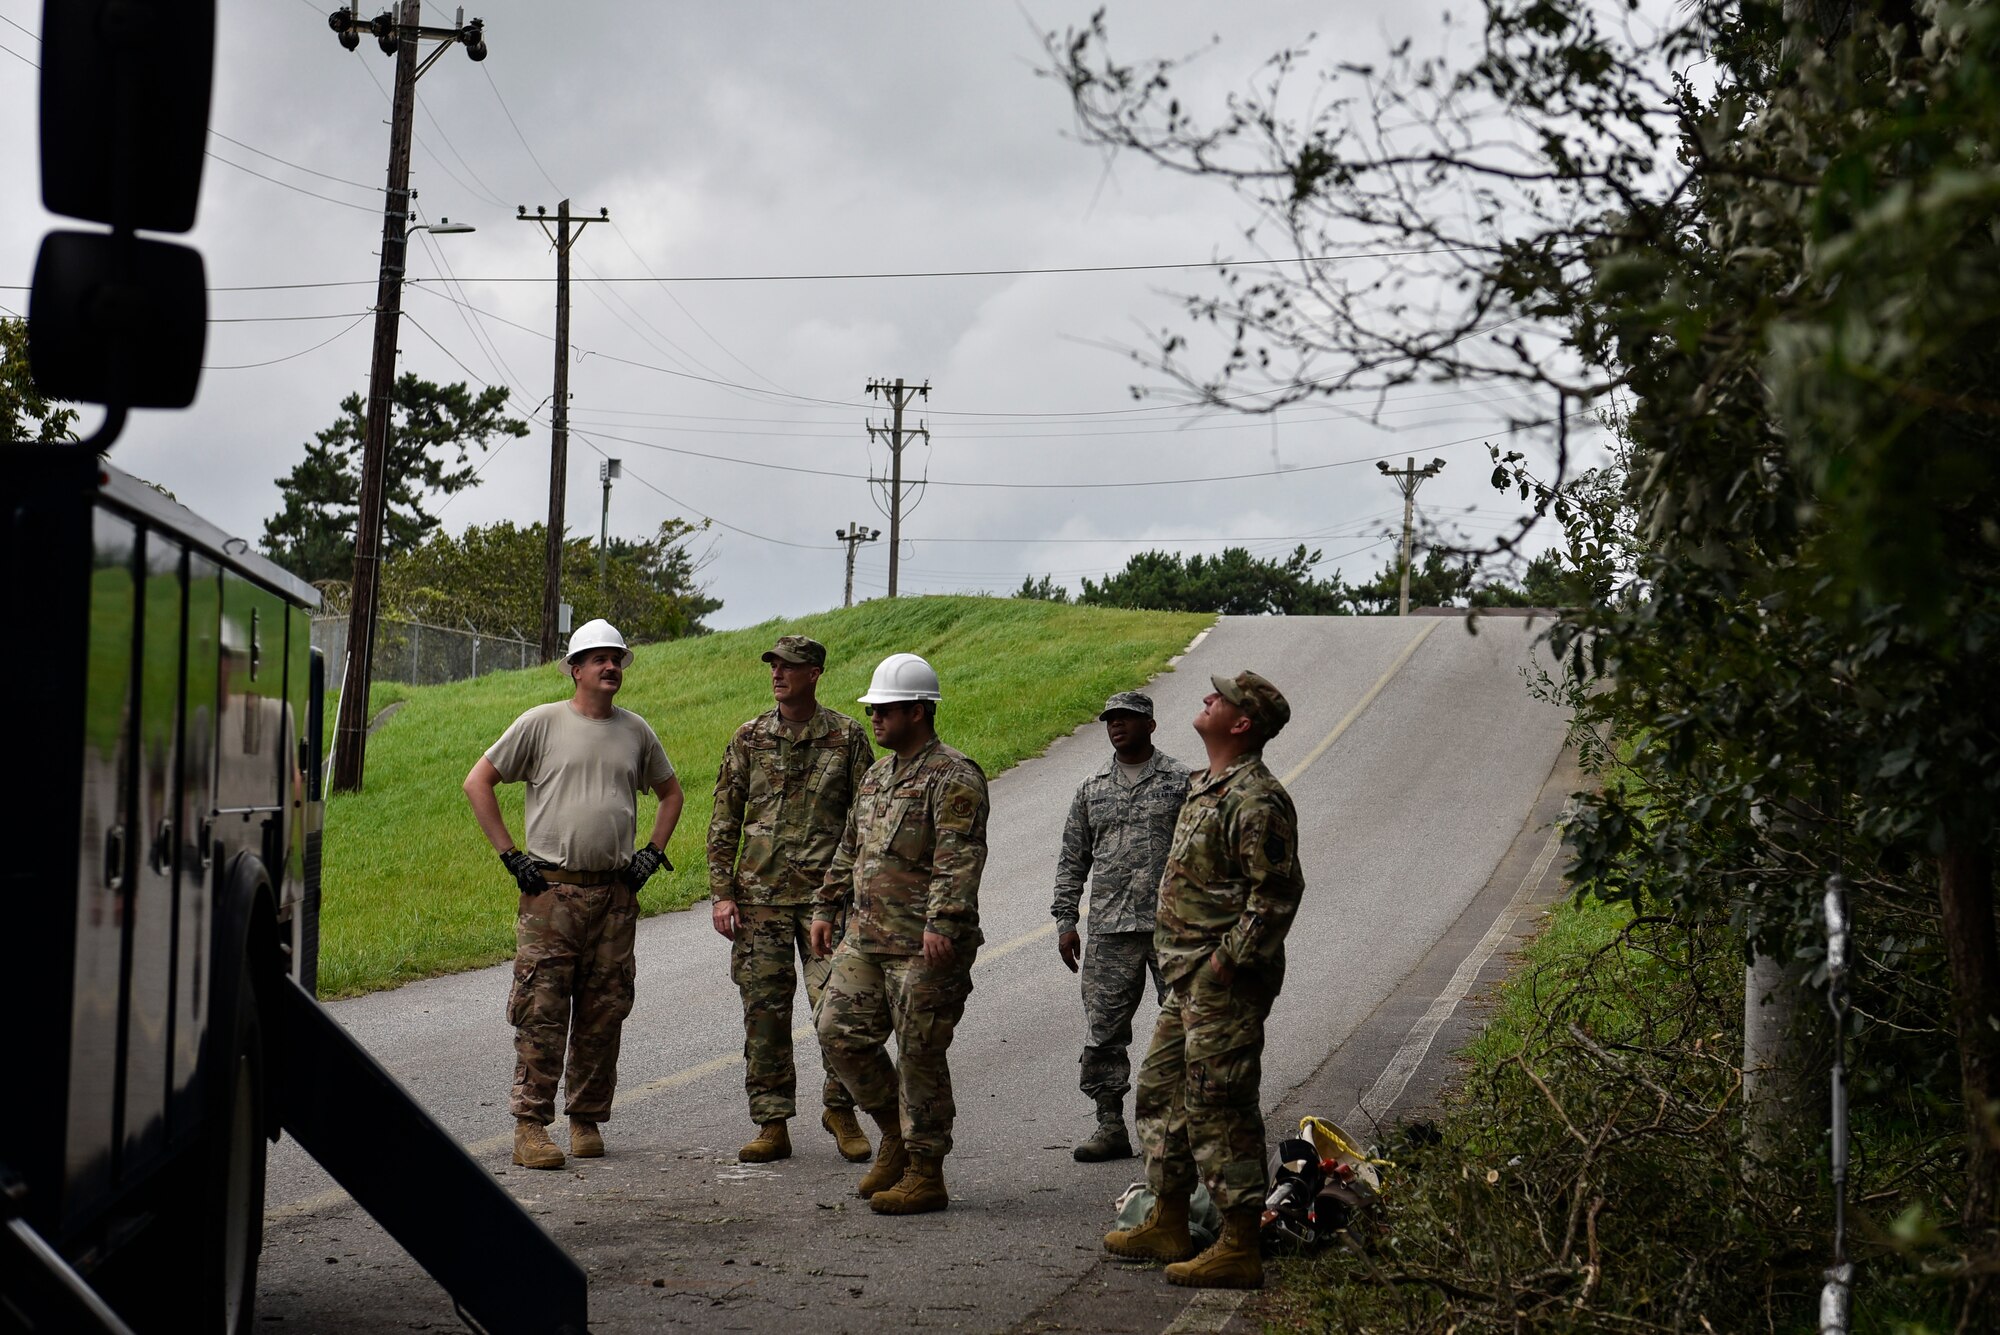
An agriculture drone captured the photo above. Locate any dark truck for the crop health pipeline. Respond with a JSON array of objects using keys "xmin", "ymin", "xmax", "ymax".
[{"xmin": 0, "ymin": 448, "xmax": 585, "ymax": 1334}]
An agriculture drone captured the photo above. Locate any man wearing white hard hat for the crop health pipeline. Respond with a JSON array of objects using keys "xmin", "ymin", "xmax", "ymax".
[
  {"xmin": 463, "ymin": 618, "xmax": 684, "ymax": 1170},
  {"xmin": 810, "ymin": 652, "xmax": 990, "ymax": 1215}
]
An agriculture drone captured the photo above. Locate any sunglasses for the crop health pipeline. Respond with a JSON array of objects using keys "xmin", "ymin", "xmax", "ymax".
[{"xmin": 863, "ymin": 702, "xmax": 916, "ymax": 717}]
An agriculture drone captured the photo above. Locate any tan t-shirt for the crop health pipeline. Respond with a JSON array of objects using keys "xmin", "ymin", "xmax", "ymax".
[{"xmin": 485, "ymin": 701, "xmax": 675, "ymax": 871}]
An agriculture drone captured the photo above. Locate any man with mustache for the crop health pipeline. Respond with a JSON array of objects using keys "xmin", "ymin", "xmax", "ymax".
[{"xmin": 464, "ymin": 619, "xmax": 683, "ymax": 1170}]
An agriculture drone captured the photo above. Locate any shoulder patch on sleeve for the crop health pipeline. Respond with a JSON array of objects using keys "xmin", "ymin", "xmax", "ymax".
[
  {"xmin": 936, "ymin": 777, "xmax": 983, "ymax": 834},
  {"xmin": 1263, "ymin": 826, "xmax": 1292, "ymax": 871}
]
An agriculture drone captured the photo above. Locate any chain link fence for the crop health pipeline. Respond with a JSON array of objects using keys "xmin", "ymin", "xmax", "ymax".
[{"xmin": 312, "ymin": 614, "xmax": 537, "ymax": 688}]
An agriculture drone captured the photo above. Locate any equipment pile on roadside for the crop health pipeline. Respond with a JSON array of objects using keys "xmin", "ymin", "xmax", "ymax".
[
  {"xmin": 1259, "ymin": 1116, "xmax": 1386, "ymax": 1253},
  {"xmin": 1107, "ymin": 1115, "xmax": 1388, "ymax": 1260}
]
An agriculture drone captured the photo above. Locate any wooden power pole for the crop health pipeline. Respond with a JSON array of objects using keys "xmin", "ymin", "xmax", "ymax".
[
  {"xmin": 517, "ymin": 199, "xmax": 607, "ymax": 660},
  {"xmin": 1377, "ymin": 456, "xmax": 1445, "ymax": 617},
  {"xmin": 865, "ymin": 377, "xmax": 928, "ymax": 597},
  {"xmin": 328, "ymin": 0, "xmax": 487, "ymax": 794}
]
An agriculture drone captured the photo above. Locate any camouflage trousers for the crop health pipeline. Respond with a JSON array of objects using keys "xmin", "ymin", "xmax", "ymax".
[
  {"xmin": 506, "ymin": 881, "xmax": 638, "ymax": 1124},
  {"xmin": 1079, "ymin": 930, "xmax": 1165, "ymax": 1101},
  {"xmin": 816, "ymin": 941, "xmax": 977, "ymax": 1158},
  {"xmin": 1134, "ymin": 958, "xmax": 1283, "ymax": 1213},
  {"xmin": 729, "ymin": 903, "xmax": 856, "ymax": 1122}
]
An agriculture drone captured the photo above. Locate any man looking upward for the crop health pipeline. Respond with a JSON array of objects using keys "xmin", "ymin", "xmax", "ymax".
[
  {"xmin": 1052, "ymin": 691, "xmax": 1190, "ymax": 1162},
  {"xmin": 1103, "ymin": 671, "xmax": 1302, "ymax": 1290}
]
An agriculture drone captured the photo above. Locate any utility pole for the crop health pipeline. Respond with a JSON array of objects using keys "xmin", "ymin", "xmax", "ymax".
[
  {"xmin": 517, "ymin": 199, "xmax": 609, "ymax": 660},
  {"xmin": 328, "ymin": 0, "xmax": 488, "ymax": 794},
  {"xmin": 1376, "ymin": 456, "xmax": 1445, "ymax": 617},
  {"xmin": 597, "ymin": 457, "xmax": 621, "ymax": 596},
  {"xmin": 865, "ymin": 377, "xmax": 929, "ymax": 597},
  {"xmin": 834, "ymin": 522, "xmax": 881, "ymax": 609}
]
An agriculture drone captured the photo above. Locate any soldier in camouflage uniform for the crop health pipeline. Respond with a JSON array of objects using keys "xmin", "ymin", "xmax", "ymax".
[
  {"xmin": 464, "ymin": 619, "xmax": 684, "ymax": 1171},
  {"xmin": 706, "ymin": 634, "xmax": 876, "ymax": 1165},
  {"xmin": 810, "ymin": 652, "xmax": 989, "ymax": 1216},
  {"xmin": 1052, "ymin": 690, "xmax": 1190, "ymax": 1162},
  {"xmin": 1104, "ymin": 670, "xmax": 1303, "ymax": 1291}
]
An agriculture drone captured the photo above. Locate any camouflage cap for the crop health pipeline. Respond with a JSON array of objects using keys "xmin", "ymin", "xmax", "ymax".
[
  {"xmin": 1098, "ymin": 690, "xmax": 1155, "ymax": 720},
  {"xmin": 760, "ymin": 634, "xmax": 827, "ymax": 667},
  {"xmin": 1210, "ymin": 670, "xmax": 1291, "ymax": 738}
]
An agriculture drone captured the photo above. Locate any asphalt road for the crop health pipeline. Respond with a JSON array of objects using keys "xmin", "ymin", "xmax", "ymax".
[{"xmin": 256, "ymin": 613, "xmax": 1573, "ymax": 1333}]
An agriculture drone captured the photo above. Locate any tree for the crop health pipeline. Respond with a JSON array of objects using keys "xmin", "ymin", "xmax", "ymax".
[
  {"xmin": 261, "ymin": 375, "xmax": 527, "ymax": 582},
  {"xmin": 1052, "ymin": 0, "xmax": 2000, "ymax": 1314},
  {"xmin": 1014, "ymin": 574, "xmax": 1072, "ymax": 603},
  {"xmin": 1349, "ymin": 548, "xmax": 1475, "ymax": 614},
  {"xmin": 1, "ymin": 317, "xmax": 78, "ymax": 443},
  {"xmin": 1078, "ymin": 544, "xmax": 1353, "ymax": 614},
  {"xmin": 378, "ymin": 518, "xmax": 719, "ymax": 642}
]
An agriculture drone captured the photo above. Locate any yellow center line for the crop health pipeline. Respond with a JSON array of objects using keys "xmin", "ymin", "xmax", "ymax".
[
  {"xmin": 1281, "ymin": 620, "xmax": 1437, "ymax": 788},
  {"xmin": 269, "ymin": 625, "xmax": 1434, "ymax": 1221}
]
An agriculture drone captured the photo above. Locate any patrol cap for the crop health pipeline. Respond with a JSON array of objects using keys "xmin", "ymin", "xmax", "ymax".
[
  {"xmin": 1098, "ymin": 691, "xmax": 1155, "ymax": 720},
  {"xmin": 761, "ymin": 634, "xmax": 827, "ymax": 667},
  {"xmin": 1210, "ymin": 670, "xmax": 1291, "ymax": 738}
]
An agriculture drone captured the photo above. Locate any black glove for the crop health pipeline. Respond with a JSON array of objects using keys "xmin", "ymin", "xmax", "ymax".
[
  {"xmin": 622, "ymin": 843, "xmax": 669, "ymax": 890},
  {"xmin": 500, "ymin": 848, "xmax": 548, "ymax": 895}
]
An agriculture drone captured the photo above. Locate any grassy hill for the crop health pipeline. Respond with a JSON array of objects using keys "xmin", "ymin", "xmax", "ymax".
[{"xmin": 319, "ymin": 595, "xmax": 1211, "ymax": 996}]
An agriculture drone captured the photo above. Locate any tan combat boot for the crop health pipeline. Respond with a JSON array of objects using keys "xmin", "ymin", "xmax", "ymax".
[
  {"xmin": 1102, "ymin": 1194, "xmax": 1195, "ymax": 1261},
  {"xmin": 821, "ymin": 1107, "xmax": 873, "ymax": 1163},
  {"xmin": 512, "ymin": 1118, "xmax": 565, "ymax": 1170},
  {"xmin": 855, "ymin": 1109, "xmax": 908, "ymax": 1198},
  {"xmin": 1165, "ymin": 1207, "xmax": 1264, "ymax": 1289},
  {"xmin": 568, "ymin": 1118, "xmax": 604, "ymax": 1158},
  {"xmin": 739, "ymin": 1120, "xmax": 792, "ymax": 1163},
  {"xmin": 869, "ymin": 1154, "xmax": 948, "ymax": 1214}
]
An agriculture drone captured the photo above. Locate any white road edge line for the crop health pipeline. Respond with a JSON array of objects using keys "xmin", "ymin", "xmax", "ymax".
[
  {"xmin": 1162, "ymin": 1287, "xmax": 1248, "ymax": 1333},
  {"xmin": 1345, "ymin": 821, "xmax": 1563, "ymax": 1129}
]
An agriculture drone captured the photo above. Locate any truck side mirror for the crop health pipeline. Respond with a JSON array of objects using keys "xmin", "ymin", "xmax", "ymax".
[
  {"xmin": 29, "ymin": 0, "xmax": 216, "ymax": 444},
  {"xmin": 38, "ymin": 0, "xmax": 216, "ymax": 231},
  {"xmin": 30, "ymin": 233, "xmax": 206, "ymax": 409}
]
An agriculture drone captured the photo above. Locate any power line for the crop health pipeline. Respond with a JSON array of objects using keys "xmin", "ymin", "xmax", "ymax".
[
  {"xmin": 210, "ymin": 311, "xmax": 372, "ymax": 323},
  {"xmin": 1, "ymin": 36, "xmax": 38, "ymax": 67},
  {"xmin": 561, "ymin": 386, "xmax": 1547, "ymax": 442},
  {"xmin": 207, "ymin": 129, "xmax": 381, "ymax": 194},
  {"xmin": 204, "ymin": 146, "xmax": 382, "ymax": 213},
  {"xmin": 608, "ymin": 217, "xmax": 798, "ymax": 396},
  {"xmin": 203, "ymin": 313, "xmax": 371, "ymax": 369},
  {"xmin": 69, "ymin": 247, "xmax": 1477, "ymax": 294},
  {"xmin": 401, "ymin": 311, "xmax": 837, "ymax": 553},
  {"xmin": 413, "ymin": 88, "xmax": 511, "ymax": 208},
  {"xmin": 481, "ymin": 63, "xmax": 563, "ymax": 195}
]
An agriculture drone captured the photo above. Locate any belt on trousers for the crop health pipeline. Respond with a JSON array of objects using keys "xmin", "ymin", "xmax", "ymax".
[{"xmin": 536, "ymin": 865, "xmax": 625, "ymax": 887}]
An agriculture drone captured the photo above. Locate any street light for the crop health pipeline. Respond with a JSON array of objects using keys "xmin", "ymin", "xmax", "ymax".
[{"xmin": 410, "ymin": 216, "xmax": 474, "ymax": 235}]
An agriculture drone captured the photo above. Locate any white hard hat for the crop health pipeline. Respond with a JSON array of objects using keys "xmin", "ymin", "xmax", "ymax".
[
  {"xmin": 563, "ymin": 618, "xmax": 633, "ymax": 675},
  {"xmin": 857, "ymin": 652, "xmax": 942, "ymax": 704}
]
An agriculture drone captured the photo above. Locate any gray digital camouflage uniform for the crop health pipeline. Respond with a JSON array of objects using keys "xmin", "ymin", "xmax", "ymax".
[
  {"xmin": 814, "ymin": 737, "xmax": 988, "ymax": 1157},
  {"xmin": 1137, "ymin": 746, "xmax": 1304, "ymax": 1213},
  {"xmin": 1052, "ymin": 748, "xmax": 1190, "ymax": 1099},
  {"xmin": 707, "ymin": 703, "xmax": 874, "ymax": 1122}
]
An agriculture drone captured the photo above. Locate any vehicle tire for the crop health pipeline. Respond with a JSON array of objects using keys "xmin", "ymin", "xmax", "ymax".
[
  {"xmin": 110, "ymin": 953, "xmax": 266, "ymax": 1335},
  {"xmin": 200, "ymin": 956, "xmax": 267, "ymax": 1335}
]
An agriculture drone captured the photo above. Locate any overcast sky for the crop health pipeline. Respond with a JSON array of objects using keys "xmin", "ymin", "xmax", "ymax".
[{"xmin": 2, "ymin": 0, "xmax": 1594, "ymax": 630}]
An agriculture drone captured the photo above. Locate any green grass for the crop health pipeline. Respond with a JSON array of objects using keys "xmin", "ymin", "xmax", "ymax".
[{"xmin": 318, "ymin": 595, "xmax": 1210, "ymax": 997}]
